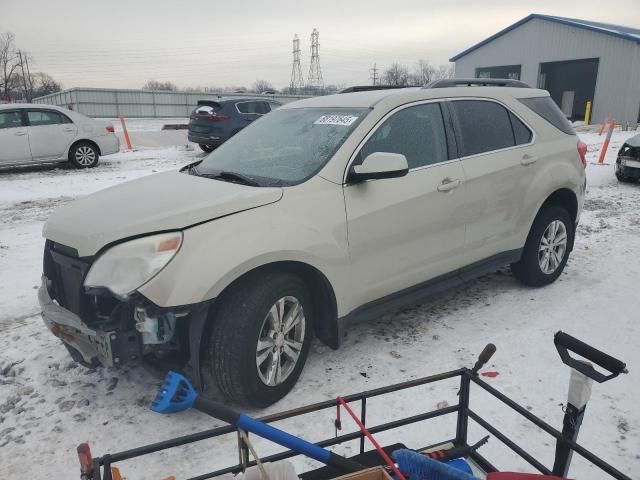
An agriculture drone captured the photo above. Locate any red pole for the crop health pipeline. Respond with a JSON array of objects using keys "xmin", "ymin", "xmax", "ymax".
[
  {"xmin": 597, "ymin": 121, "xmax": 615, "ymax": 164},
  {"xmin": 336, "ymin": 397, "xmax": 407, "ymax": 480},
  {"xmin": 119, "ymin": 115, "xmax": 133, "ymax": 150},
  {"xmin": 598, "ymin": 113, "xmax": 610, "ymax": 136}
]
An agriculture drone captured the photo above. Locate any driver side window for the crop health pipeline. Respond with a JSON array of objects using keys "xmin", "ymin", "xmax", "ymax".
[{"xmin": 357, "ymin": 102, "xmax": 448, "ymax": 169}]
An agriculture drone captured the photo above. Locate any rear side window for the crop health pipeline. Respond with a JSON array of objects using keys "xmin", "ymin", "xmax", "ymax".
[
  {"xmin": 0, "ymin": 111, "xmax": 23, "ymax": 129},
  {"xmin": 510, "ymin": 112, "xmax": 533, "ymax": 145},
  {"xmin": 27, "ymin": 110, "xmax": 70, "ymax": 126},
  {"xmin": 450, "ymin": 100, "xmax": 515, "ymax": 157},
  {"xmin": 236, "ymin": 102, "xmax": 269, "ymax": 114},
  {"xmin": 518, "ymin": 96, "xmax": 575, "ymax": 135}
]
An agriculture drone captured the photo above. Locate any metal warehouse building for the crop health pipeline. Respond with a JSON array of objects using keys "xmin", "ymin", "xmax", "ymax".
[{"xmin": 451, "ymin": 14, "xmax": 640, "ymax": 125}]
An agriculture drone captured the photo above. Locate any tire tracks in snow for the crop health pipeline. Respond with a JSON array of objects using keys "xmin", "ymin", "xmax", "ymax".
[{"xmin": 0, "ymin": 196, "xmax": 76, "ymax": 225}]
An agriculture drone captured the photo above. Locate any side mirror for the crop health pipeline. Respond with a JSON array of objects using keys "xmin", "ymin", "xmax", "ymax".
[{"xmin": 349, "ymin": 152, "xmax": 409, "ymax": 183}]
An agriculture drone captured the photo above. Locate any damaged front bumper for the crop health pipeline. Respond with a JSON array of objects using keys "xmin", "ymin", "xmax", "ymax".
[
  {"xmin": 38, "ymin": 275, "xmax": 139, "ymax": 367},
  {"xmin": 39, "ymin": 274, "xmax": 210, "ymax": 390}
]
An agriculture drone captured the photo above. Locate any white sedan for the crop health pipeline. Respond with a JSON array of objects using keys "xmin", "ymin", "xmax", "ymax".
[{"xmin": 0, "ymin": 104, "xmax": 119, "ymax": 169}]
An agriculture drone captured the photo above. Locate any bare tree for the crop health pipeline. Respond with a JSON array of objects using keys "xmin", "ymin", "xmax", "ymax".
[
  {"xmin": 252, "ymin": 79, "xmax": 275, "ymax": 93},
  {"xmin": 0, "ymin": 32, "xmax": 21, "ymax": 101},
  {"xmin": 433, "ymin": 64, "xmax": 455, "ymax": 80},
  {"xmin": 410, "ymin": 59, "xmax": 436, "ymax": 86},
  {"xmin": 142, "ymin": 80, "xmax": 178, "ymax": 91},
  {"xmin": 382, "ymin": 63, "xmax": 410, "ymax": 86},
  {"xmin": 31, "ymin": 72, "xmax": 62, "ymax": 98},
  {"xmin": 322, "ymin": 84, "xmax": 342, "ymax": 95}
]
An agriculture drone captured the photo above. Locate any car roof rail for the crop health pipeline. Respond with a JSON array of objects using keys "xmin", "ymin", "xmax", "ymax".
[
  {"xmin": 425, "ymin": 78, "xmax": 531, "ymax": 89},
  {"xmin": 338, "ymin": 85, "xmax": 419, "ymax": 94}
]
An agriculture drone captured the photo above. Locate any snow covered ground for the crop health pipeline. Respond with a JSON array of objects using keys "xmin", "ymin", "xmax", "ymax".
[{"xmin": 0, "ymin": 122, "xmax": 639, "ymax": 479}]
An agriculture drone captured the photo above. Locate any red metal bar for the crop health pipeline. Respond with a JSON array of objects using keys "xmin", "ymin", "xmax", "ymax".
[
  {"xmin": 119, "ymin": 115, "xmax": 133, "ymax": 150},
  {"xmin": 598, "ymin": 121, "xmax": 615, "ymax": 164},
  {"xmin": 336, "ymin": 396, "xmax": 407, "ymax": 480}
]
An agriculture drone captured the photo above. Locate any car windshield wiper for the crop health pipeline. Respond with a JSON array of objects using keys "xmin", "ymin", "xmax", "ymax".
[
  {"xmin": 197, "ymin": 170, "xmax": 260, "ymax": 187},
  {"xmin": 181, "ymin": 160, "xmax": 203, "ymax": 175}
]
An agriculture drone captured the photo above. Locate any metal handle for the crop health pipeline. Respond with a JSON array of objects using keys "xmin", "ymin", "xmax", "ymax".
[
  {"xmin": 521, "ymin": 154, "xmax": 538, "ymax": 166},
  {"xmin": 14, "ymin": 131, "xmax": 27, "ymax": 136},
  {"xmin": 554, "ymin": 331, "xmax": 627, "ymax": 383},
  {"xmin": 193, "ymin": 397, "xmax": 363, "ymax": 472},
  {"xmin": 437, "ymin": 178, "xmax": 461, "ymax": 192},
  {"xmin": 471, "ymin": 343, "xmax": 496, "ymax": 375}
]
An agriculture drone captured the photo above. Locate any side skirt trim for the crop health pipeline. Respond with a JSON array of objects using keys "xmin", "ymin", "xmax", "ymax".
[{"xmin": 339, "ymin": 249, "xmax": 523, "ymax": 328}]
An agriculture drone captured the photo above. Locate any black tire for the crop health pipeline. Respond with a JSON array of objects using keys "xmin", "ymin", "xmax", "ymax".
[
  {"xmin": 207, "ymin": 272, "xmax": 313, "ymax": 407},
  {"xmin": 69, "ymin": 141, "xmax": 99, "ymax": 168},
  {"xmin": 511, "ymin": 206, "xmax": 574, "ymax": 287},
  {"xmin": 199, "ymin": 144, "xmax": 215, "ymax": 153}
]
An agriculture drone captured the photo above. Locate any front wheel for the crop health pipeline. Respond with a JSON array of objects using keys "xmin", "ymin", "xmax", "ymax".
[
  {"xmin": 199, "ymin": 144, "xmax": 215, "ymax": 153},
  {"xmin": 69, "ymin": 142, "xmax": 99, "ymax": 168},
  {"xmin": 511, "ymin": 206, "xmax": 574, "ymax": 287},
  {"xmin": 207, "ymin": 272, "xmax": 313, "ymax": 407}
]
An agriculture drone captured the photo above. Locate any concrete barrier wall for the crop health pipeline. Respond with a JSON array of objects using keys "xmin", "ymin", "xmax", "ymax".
[{"xmin": 33, "ymin": 88, "xmax": 311, "ymax": 118}]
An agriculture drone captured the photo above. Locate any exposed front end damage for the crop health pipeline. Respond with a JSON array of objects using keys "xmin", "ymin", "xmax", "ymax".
[{"xmin": 39, "ymin": 240, "xmax": 208, "ymax": 382}]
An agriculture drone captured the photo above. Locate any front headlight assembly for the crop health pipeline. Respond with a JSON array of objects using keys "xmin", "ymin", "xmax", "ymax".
[{"xmin": 84, "ymin": 232, "xmax": 183, "ymax": 298}]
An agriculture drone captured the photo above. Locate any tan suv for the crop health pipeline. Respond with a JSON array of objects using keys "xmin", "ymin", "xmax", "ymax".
[{"xmin": 39, "ymin": 79, "xmax": 586, "ymax": 407}]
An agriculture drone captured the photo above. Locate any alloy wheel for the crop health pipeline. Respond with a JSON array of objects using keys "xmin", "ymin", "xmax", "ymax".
[
  {"xmin": 75, "ymin": 146, "xmax": 96, "ymax": 166},
  {"xmin": 255, "ymin": 296, "xmax": 306, "ymax": 387},
  {"xmin": 538, "ymin": 220, "xmax": 568, "ymax": 274}
]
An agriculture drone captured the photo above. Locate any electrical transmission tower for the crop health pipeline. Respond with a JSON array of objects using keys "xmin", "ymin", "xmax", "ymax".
[
  {"xmin": 307, "ymin": 28, "xmax": 324, "ymax": 89},
  {"xmin": 289, "ymin": 34, "xmax": 304, "ymax": 93},
  {"xmin": 370, "ymin": 63, "xmax": 379, "ymax": 85}
]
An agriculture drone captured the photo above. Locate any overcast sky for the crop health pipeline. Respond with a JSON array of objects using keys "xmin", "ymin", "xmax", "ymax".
[{"xmin": 3, "ymin": 0, "xmax": 639, "ymax": 90}]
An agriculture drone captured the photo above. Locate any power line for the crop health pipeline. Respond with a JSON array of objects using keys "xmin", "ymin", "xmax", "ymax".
[
  {"xmin": 289, "ymin": 34, "xmax": 304, "ymax": 93},
  {"xmin": 307, "ymin": 28, "xmax": 323, "ymax": 89}
]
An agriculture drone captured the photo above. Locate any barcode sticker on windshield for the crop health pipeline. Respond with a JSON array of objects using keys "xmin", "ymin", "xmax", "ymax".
[{"xmin": 314, "ymin": 115, "xmax": 358, "ymax": 126}]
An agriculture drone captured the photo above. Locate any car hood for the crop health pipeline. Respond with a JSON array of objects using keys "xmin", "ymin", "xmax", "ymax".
[{"xmin": 43, "ymin": 171, "xmax": 283, "ymax": 256}]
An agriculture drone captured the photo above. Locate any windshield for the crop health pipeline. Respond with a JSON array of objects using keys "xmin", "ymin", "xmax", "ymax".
[{"xmin": 194, "ymin": 107, "xmax": 368, "ymax": 186}]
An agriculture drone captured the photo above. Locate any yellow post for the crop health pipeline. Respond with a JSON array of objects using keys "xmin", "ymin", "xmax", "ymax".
[{"xmin": 584, "ymin": 101, "xmax": 592, "ymax": 125}]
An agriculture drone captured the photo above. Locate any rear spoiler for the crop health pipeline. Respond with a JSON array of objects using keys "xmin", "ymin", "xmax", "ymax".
[{"xmin": 196, "ymin": 100, "xmax": 222, "ymax": 109}]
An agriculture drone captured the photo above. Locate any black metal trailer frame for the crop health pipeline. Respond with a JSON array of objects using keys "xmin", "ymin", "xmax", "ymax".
[{"xmin": 89, "ymin": 367, "xmax": 631, "ymax": 480}]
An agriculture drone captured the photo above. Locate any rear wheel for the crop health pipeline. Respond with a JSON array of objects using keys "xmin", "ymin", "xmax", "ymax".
[
  {"xmin": 207, "ymin": 272, "xmax": 313, "ymax": 407},
  {"xmin": 69, "ymin": 142, "xmax": 99, "ymax": 168},
  {"xmin": 511, "ymin": 206, "xmax": 574, "ymax": 287},
  {"xmin": 199, "ymin": 144, "xmax": 215, "ymax": 153}
]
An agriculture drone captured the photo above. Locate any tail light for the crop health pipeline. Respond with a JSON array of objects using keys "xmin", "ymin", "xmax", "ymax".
[
  {"xmin": 77, "ymin": 443, "xmax": 93, "ymax": 476},
  {"xmin": 190, "ymin": 113, "xmax": 229, "ymax": 122},
  {"xmin": 577, "ymin": 140, "xmax": 588, "ymax": 168},
  {"xmin": 106, "ymin": 124, "xmax": 115, "ymax": 133}
]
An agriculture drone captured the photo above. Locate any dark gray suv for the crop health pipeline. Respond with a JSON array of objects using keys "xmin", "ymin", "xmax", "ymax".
[{"xmin": 188, "ymin": 99, "xmax": 281, "ymax": 152}]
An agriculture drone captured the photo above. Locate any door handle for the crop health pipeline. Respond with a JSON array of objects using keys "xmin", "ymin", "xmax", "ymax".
[
  {"xmin": 63, "ymin": 127, "xmax": 75, "ymax": 132},
  {"xmin": 437, "ymin": 178, "xmax": 461, "ymax": 192},
  {"xmin": 14, "ymin": 131, "xmax": 27, "ymax": 136},
  {"xmin": 521, "ymin": 154, "xmax": 538, "ymax": 166}
]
